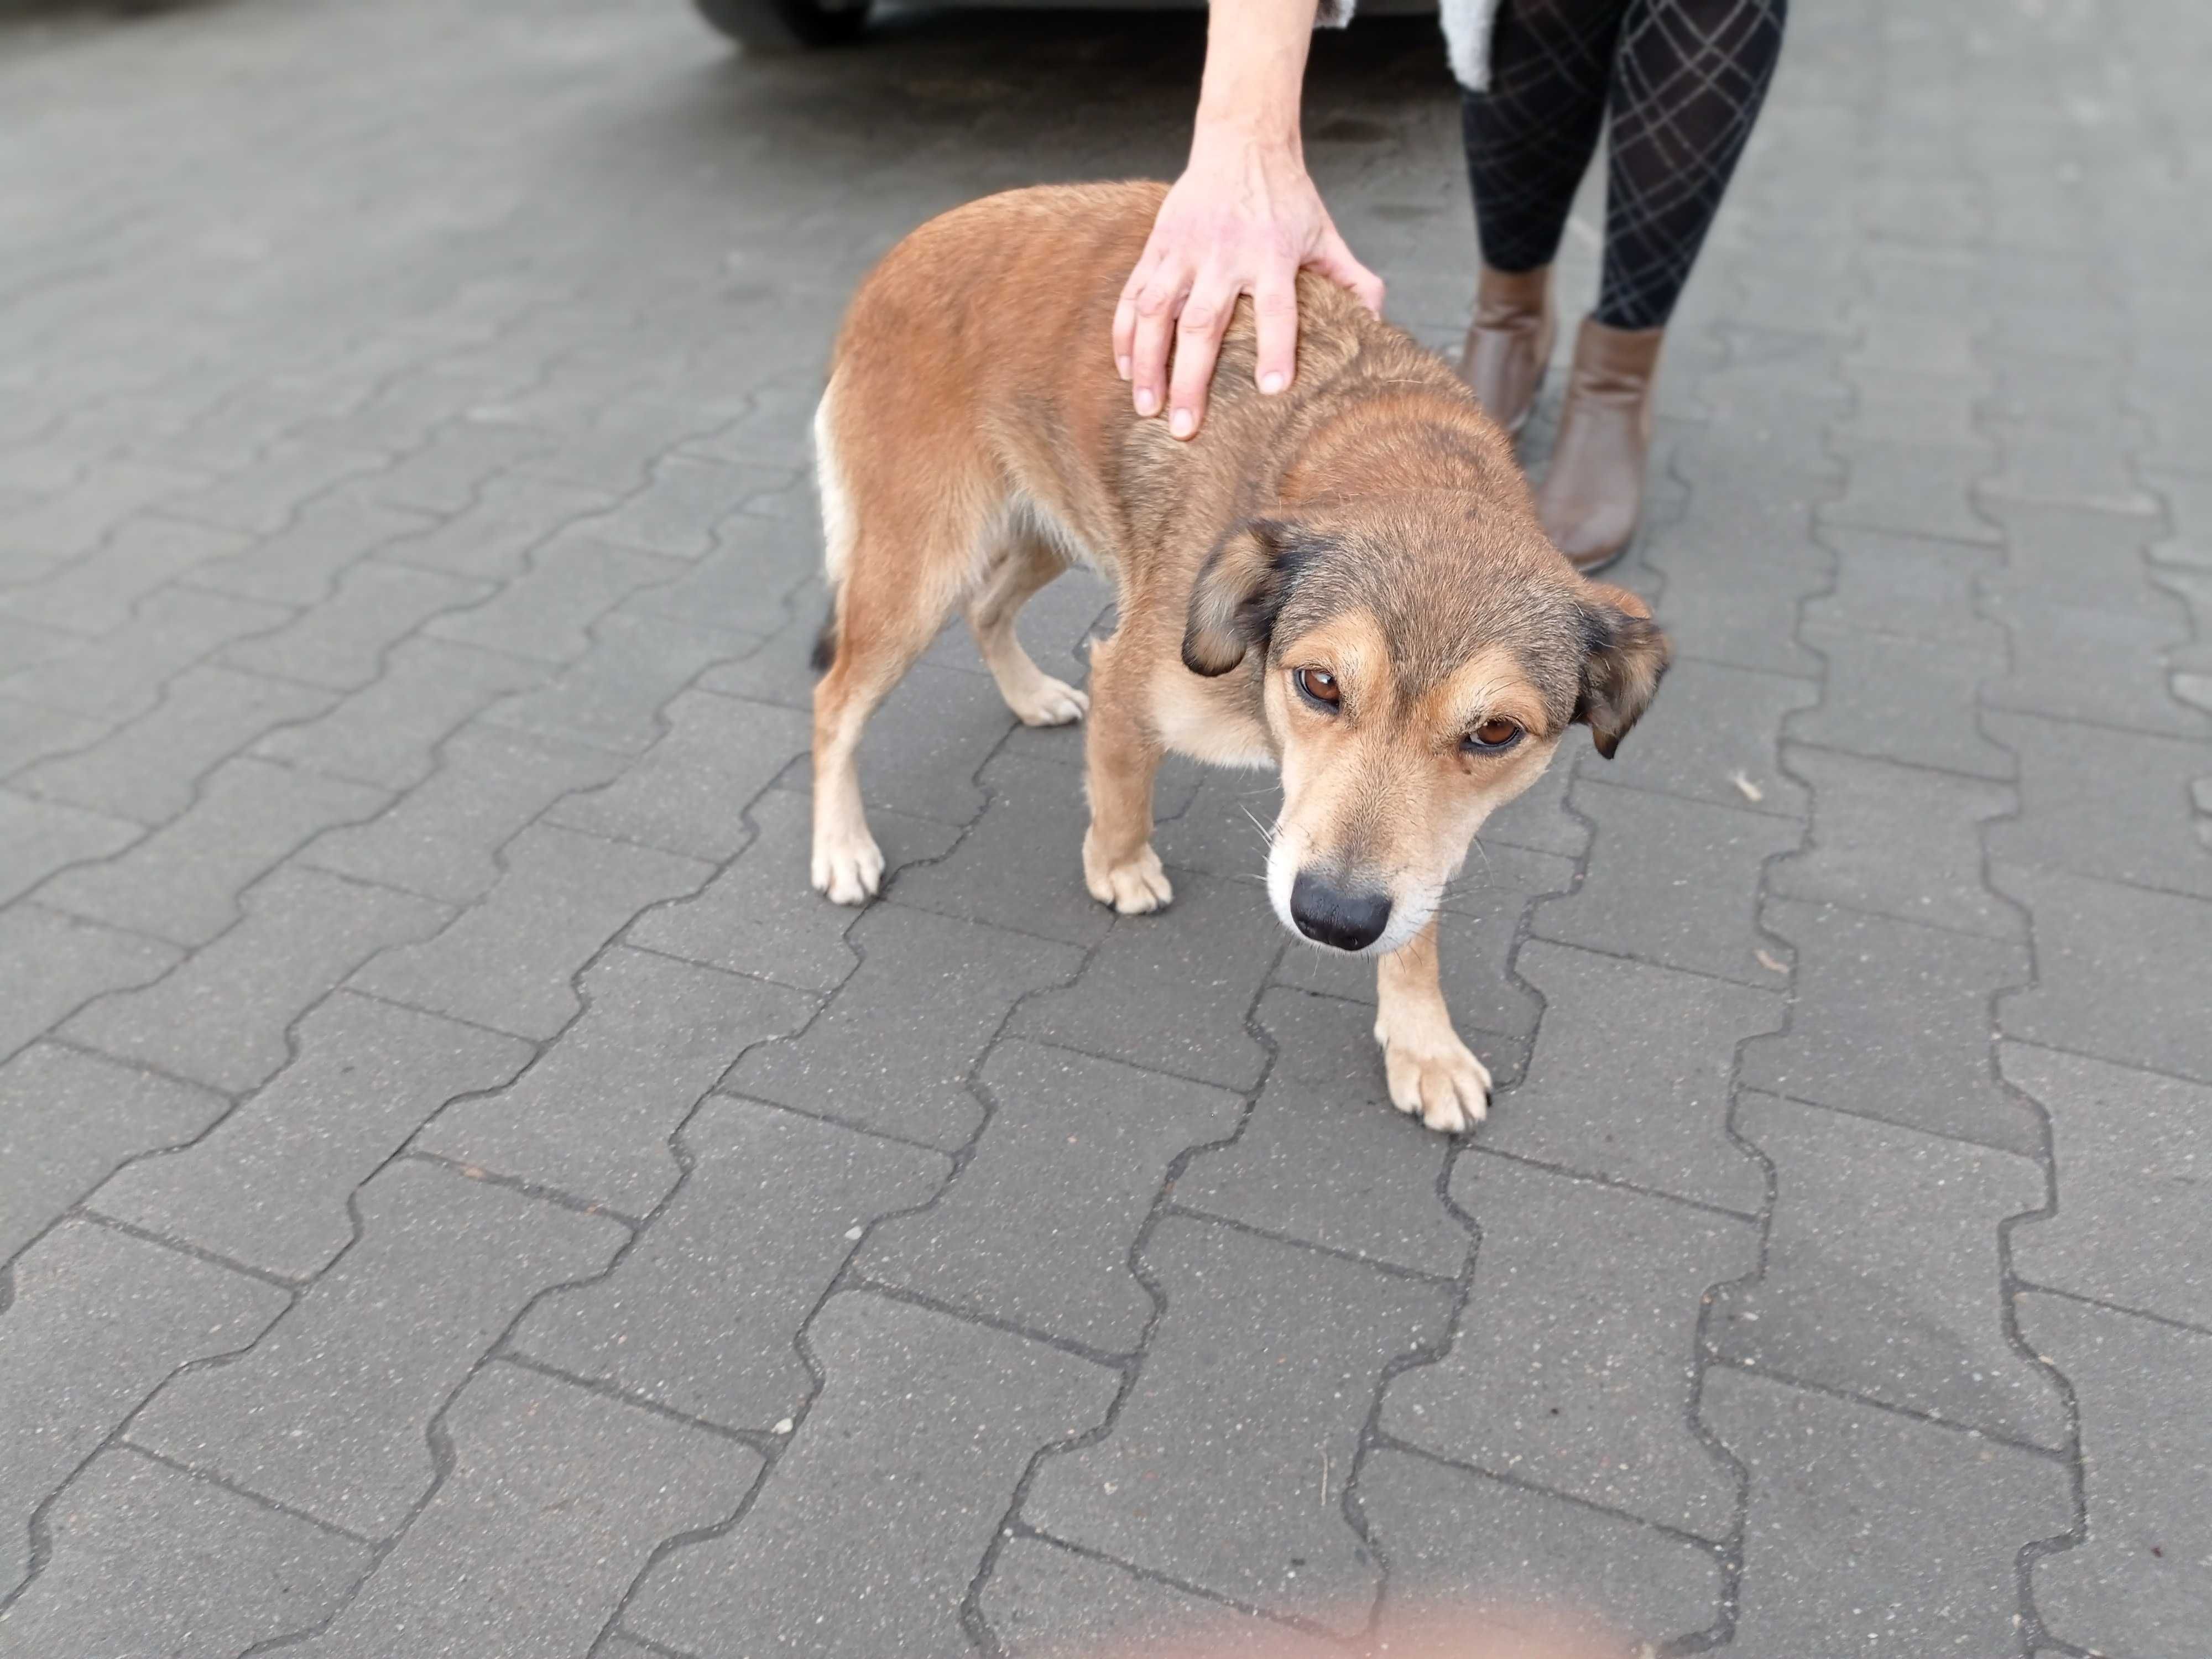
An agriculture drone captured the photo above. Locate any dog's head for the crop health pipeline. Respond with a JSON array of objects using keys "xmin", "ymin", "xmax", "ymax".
[{"xmin": 1182, "ymin": 503, "xmax": 1668, "ymax": 956}]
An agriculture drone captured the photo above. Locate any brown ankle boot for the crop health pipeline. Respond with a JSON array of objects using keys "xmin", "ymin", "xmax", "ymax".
[
  {"xmin": 1537, "ymin": 316, "xmax": 1665, "ymax": 571},
  {"xmin": 1458, "ymin": 264, "xmax": 1554, "ymax": 437}
]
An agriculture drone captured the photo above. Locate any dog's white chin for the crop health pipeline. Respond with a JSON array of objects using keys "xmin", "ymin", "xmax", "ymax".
[{"xmin": 1264, "ymin": 834, "xmax": 1439, "ymax": 959}]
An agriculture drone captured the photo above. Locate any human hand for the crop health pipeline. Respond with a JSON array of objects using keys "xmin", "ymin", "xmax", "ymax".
[{"xmin": 1114, "ymin": 129, "xmax": 1384, "ymax": 441}]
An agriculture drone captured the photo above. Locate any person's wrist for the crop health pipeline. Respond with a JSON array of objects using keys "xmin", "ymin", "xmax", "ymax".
[{"xmin": 1190, "ymin": 105, "xmax": 1302, "ymax": 163}]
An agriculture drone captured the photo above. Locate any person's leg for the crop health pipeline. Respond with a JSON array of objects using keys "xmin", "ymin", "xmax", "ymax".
[
  {"xmin": 1598, "ymin": 0, "xmax": 1789, "ymax": 329},
  {"xmin": 1455, "ymin": 0, "xmax": 1632, "ymax": 432},
  {"xmin": 1537, "ymin": 0, "xmax": 1787, "ymax": 570}
]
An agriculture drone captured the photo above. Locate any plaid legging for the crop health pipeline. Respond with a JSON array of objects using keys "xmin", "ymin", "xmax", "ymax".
[{"xmin": 1460, "ymin": 0, "xmax": 1788, "ymax": 329}]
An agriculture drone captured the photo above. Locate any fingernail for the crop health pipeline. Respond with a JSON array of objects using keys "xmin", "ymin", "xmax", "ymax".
[
  {"xmin": 1134, "ymin": 388, "xmax": 1159, "ymax": 416},
  {"xmin": 1259, "ymin": 371, "xmax": 1286, "ymax": 394},
  {"xmin": 1170, "ymin": 408, "xmax": 1195, "ymax": 439},
  {"xmin": 1116, "ymin": 356, "xmax": 1131, "ymax": 380}
]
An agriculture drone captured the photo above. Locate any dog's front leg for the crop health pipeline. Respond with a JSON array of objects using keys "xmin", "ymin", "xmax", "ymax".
[
  {"xmin": 1080, "ymin": 635, "xmax": 1172, "ymax": 915},
  {"xmin": 1374, "ymin": 918, "xmax": 1492, "ymax": 1134}
]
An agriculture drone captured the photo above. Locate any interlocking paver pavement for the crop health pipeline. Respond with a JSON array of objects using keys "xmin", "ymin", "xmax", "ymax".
[{"xmin": 2, "ymin": 0, "xmax": 2209, "ymax": 1652}]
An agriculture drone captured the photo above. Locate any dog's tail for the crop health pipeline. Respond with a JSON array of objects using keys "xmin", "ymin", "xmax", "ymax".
[{"xmin": 809, "ymin": 602, "xmax": 838, "ymax": 673}]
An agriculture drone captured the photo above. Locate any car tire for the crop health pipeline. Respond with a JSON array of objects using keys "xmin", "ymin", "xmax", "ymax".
[{"xmin": 692, "ymin": 0, "xmax": 870, "ymax": 50}]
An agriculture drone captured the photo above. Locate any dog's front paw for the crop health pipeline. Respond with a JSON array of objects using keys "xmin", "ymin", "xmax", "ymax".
[
  {"xmin": 1008, "ymin": 676, "xmax": 1090, "ymax": 728},
  {"xmin": 811, "ymin": 825, "xmax": 885, "ymax": 906},
  {"xmin": 1083, "ymin": 836, "xmax": 1173, "ymax": 915},
  {"xmin": 1375, "ymin": 1015, "xmax": 1492, "ymax": 1135}
]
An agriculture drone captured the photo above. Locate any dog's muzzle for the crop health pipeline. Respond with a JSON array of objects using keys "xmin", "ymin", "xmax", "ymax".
[{"xmin": 1288, "ymin": 872, "xmax": 1394, "ymax": 953}]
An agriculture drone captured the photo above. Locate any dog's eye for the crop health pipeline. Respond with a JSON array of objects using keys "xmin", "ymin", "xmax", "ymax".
[
  {"xmin": 1464, "ymin": 717, "xmax": 1523, "ymax": 753},
  {"xmin": 1294, "ymin": 667, "xmax": 1341, "ymax": 711}
]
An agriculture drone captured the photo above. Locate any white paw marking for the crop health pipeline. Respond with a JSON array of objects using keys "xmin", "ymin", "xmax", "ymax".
[
  {"xmin": 1085, "ymin": 843, "xmax": 1173, "ymax": 915},
  {"xmin": 1376, "ymin": 1020, "xmax": 1493, "ymax": 1135},
  {"xmin": 1009, "ymin": 676, "xmax": 1089, "ymax": 728},
  {"xmin": 811, "ymin": 826, "xmax": 884, "ymax": 906}
]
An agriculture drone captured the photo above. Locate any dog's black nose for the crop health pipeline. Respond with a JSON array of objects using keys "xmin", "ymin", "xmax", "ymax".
[{"xmin": 1288, "ymin": 872, "xmax": 1392, "ymax": 952}]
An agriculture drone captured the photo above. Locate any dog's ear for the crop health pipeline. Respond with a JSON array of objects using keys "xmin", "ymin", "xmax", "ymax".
[
  {"xmin": 1574, "ymin": 580, "xmax": 1671, "ymax": 758},
  {"xmin": 1182, "ymin": 519, "xmax": 1311, "ymax": 677}
]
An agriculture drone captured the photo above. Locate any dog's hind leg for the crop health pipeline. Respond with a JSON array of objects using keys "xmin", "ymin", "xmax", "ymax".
[
  {"xmin": 808, "ymin": 383, "xmax": 981, "ymax": 906},
  {"xmin": 965, "ymin": 528, "xmax": 1088, "ymax": 727}
]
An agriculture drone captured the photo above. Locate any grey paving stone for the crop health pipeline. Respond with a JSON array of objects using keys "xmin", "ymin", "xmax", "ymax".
[
  {"xmin": 1790, "ymin": 624, "xmax": 2016, "ymax": 780},
  {"xmin": 163, "ymin": 440, "xmax": 388, "ymax": 536},
  {"xmin": 1274, "ymin": 841, "xmax": 1574, "ymax": 1046},
  {"xmin": 620, "ymin": 526, "xmax": 818, "ymax": 639},
  {"xmin": 350, "ymin": 823, "xmax": 707, "ymax": 1040},
  {"xmin": 2019, "ymin": 1292, "xmax": 2212, "ymax": 1657},
  {"xmin": 0, "ymin": 1219, "xmax": 288, "ymax": 1589},
  {"xmin": 37, "ymin": 757, "xmax": 386, "ymax": 946},
  {"xmin": 1804, "ymin": 525, "xmax": 2001, "ymax": 641},
  {"xmin": 1981, "ymin": 590, "xmax": 2208, "ymax": 739},
  {"xmin": 773, "ymin": 660, "xmax": 1013, "ymax": 826},
  {"xmin": 89, "ymin": 990, "xmax": 530, "ymax": 1280},
  {"xmin": 129, "ymin": 1159, "xmax": 623, "ymax": 1538},
  {"xmin": 0, "ymin": 904, "xmax": 180, "ymax": 1064},
  {"xmin": 1983, "ymin": 711, "xmax": 2212, "ymax": 897},
  {"xmin": 426, "ymin": 534, "xmax": 682, "ymax": 663},
  {"xmin": 1744, "ymin": 898, "xmax": 2039, "ymax": 1155},
  {"xmin": 15, "ymin": 664, "xmax": 336, "ymax": 825},
  {"xmin": 373, "ymin": 471, "xmax": 614, "ymax": 582},
  {"xmin": 184, "ymin": 489, "xmax": 435, "ymax": 608},
  {"xmin": 364, "ymin": 419, "xmax": 553, "ymax": 515},
  {"xmin": 1482, "ymin": 940, "xmax": 1775, "ymax": 1213},
  {"xmin": 511, "ymin": 397, "xmax": 725, "ymax": 495},
  {"xmin": 0, "ymin": 1448, "xmax": 371, "ymax": 1659},
  {"xmin": 1360, "ymin": 1449, "xmax": 1725, "ymax": 1652},
  {"xmin": 0, "ymin": 698, "xmax": 108, "ymax": 780},
  {"xmin": 1469, "ymin": 741, "xmax": 1595, "ymax": 857},
  {"xmin": 1830, "ymin": 373, "xmax": 1984, "ymax": 452},
  {"xmin": 1770, "ymin": 745, "xmax": 2023, "ymax": 939},
  {"xmin": 982, "ymin": 1535, "xmax": 1348, "ymax": 1659},
  {"xmin": 2003, "ymin": 1042, "xmax": 2212, "ymax": 1328},
  {"xmin": 860, "ymin": 1039, "xmax": 1240, "ymax": 1350},
  {"xmin": 0, "ymin": 788, "xmax": 138, "ymax": 906},
  {"xmin": 626, "ymin": 1291, "xmax": 1117, "ymax": 1659},
  {"xmin": 1140, "ymin": 760, "xmax": 1279, "ymax": 879},
  {"xmin": 0, "ymin": 583, "xmax": 295, "ymax": 723},
  {"xmin": 1012, "ymin": 870, "xmax": 1279, "ymax": 1093},
  {"xmin": 0, "ymin": 513, "xmax": 246, "ymax": 635},
  {"xmin": 513, "ymin": 1097, "xmax": 946, "ymax": 1426},
  {"xmin": 546, "ymin": 688, "xmax": 811, "ymax": 862},
  {"xmin": 1980, "ymin": 423, "xmax": 2159, "ymax": 517},
  {"xmin": 1172, "ymin": 989, "xmax": 1469, "ymax": 1276},
  {"xmin": 1994, "ymin": 862, "xmax": 2212, "ymax": 1084},
  {"xmin": 417, "ymin": 946, "xmax": 814, "ymax": 1213},
  {"xmin": 891, "ymin": 752, "xmax": 1121, "ymax": 947},
  {"xmin": 302, "ymin": 724, "xmax": 628, "ymax": 904},
  {"xmin": 1640, "ymin": 525, "xmax": 1829, "ymax": 682},
  {"xmin": 482, "ymin": 609, "xmax": 758, "ymax": 754},
  {"xmin": 280, "ymin": 1361, "xmax": 759, "ymax": 1659},
  {"xmin": 576, "ymin": 452, "xmax": 778, "ymax": 559},
  {"xmin": 1534, "ymin": 779, "xmax": 1801, "ymax": 987},
  {"xmin": 626, "ymin": 785, "xmax": 957, "ymax": 991},
  {"xmin": 251, "ymin": 636, "xmax": 549, "ymax": 791},
  {"xmin": 1715, "ymin": 1092, "xmax": 2061, "ymax": 1444},
  {"xmin": 1023, "ymin": 1216, "xmax": 1454, "ymax": 1627},
  {"xmin": 1702, "ymin": 1366, "xmax": 2070, "ymax": 1658},
  {"xmin": 695, "ymin": 598, "xmax": 821, "ymax": 712},
  {"xmin": 64, "ymin": 863, "xmax": 447, "ymax": 1091},
  {"xmin": 1818, "ymin": 439, "xmax": 2005, "ymax": 545},
  {"xmin": 1578, "ymin": 658, "xmax": 1817, "ymax": 821},
  {"xmin": 734, "ymin": 901, "xmax": 1083, "ymax": 1148},
  {"xmin": 1385, "ymin": 1156, "xmax": 1754, "ymax": 1538},
  {"xmin": 222, "ymin": 560, "xmax": 489, "ymax": 692},
  {"xmin": 0, "ymin": 459, "xmax": 211, "ymax": 573}
]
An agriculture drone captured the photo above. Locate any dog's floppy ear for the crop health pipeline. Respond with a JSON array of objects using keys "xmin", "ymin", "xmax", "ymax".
[
  {"xmin": 1182, "ymin": 518, "xmax": 1310, "ymax": 677},
  {"xmin": 1574, "ymin": 580, "xmax": 1671, "ymax": 758}
]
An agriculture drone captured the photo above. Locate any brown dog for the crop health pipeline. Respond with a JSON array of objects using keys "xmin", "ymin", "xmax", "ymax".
[{"xmin": 808, "ymin": 182, "xmax": 1667, "ymax": 1133}]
